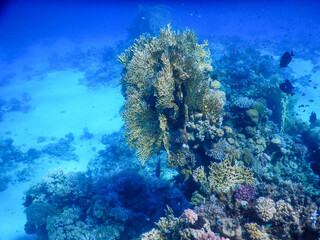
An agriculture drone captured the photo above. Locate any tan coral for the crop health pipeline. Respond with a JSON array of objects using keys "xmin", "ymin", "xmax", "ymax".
[
  {"xmin": 193, "ymin": 150, "xmax": 255, "ymax": 194},
  {"xmin": 211, "ymin": 79, "xmax": 221, "ymax": 89},
  {"xmin": 207, "ymin": 151, "xmax": 255, "ymax": 194},
  {"xmin": 255, "ymin": 197, "xmax": 276, "ymax": 222},
  {"xmin": 245, "ymin": 223, "xmax": 269, "ymax": 240},
  {"xmin": 141, "ymin": 228, "xmax": 164, "ymax": 240},
  {"xmin": 182, "ymin": 209, "xmax": 198, "ymax": 224}
]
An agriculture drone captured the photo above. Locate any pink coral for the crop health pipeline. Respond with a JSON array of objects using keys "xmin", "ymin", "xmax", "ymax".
[{"xmin": 183, "ymin": 208, "xmax": 198, "ymax": 224}]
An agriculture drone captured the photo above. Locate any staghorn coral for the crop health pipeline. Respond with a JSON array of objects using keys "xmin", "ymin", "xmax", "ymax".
[{"xmin": 119, "ymin": 25, "xmax": 225, "ymax": 165}]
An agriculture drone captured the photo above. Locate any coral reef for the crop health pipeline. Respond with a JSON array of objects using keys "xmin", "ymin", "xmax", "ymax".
[
  {"xmin": 24, "ymin": 166, "xmax": 189, "ymax": 239},
  {"xmin": 117, "ymin": 26, "xmax": 320, "ymax": 239},
  {"xmin": 143, "ymin": 180, "xmax": 320, "ymax": 240},
  {"xmin": 0, "ymin": 94, "xmax": 32, "ymax": 121},
  {"xmin": 48, "ymin": 46, "xmax": 122, "ymax": 88},
  {"xmin": 141, "ymin": 206, "xmax": 229, "ymax": 240},
  {"xmin": 21, "ymin": 21, "xmax": 320, "ymax": 240},
  {"xmin": 0, "ymin": 138, "xmax": 40, "ymax": 191},
  {"xmin": 42, "ymin": 133, "xmax": 77, "ymax": 161}
]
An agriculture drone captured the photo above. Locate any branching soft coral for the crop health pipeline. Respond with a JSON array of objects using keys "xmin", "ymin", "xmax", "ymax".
[{"xmin": 193, "ymin": 150, "xmax": 255, "ymax": 194}]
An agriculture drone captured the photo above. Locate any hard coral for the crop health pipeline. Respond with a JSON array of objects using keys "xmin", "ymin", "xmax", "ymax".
[
  {"xmin": 182, "ymin": 208, "xmax": 198, "ymax": 224},
  {"xmin": 255, "ymin": 197, "xmax": 276, "ymax": 222},
  {"xmin": 196, "ymin": 232, "xmax": 229, "ymax": 240},
  {"xmin": 119, "ymin": 25, "xmax": 225, "ymax": 165},
  {"xmin": 245, "ymin": 223, "xmax": 269, "ymax": 240},
  {"xmin": 234, "ymin": 185, "xmax": 255, "ymax": 202}
]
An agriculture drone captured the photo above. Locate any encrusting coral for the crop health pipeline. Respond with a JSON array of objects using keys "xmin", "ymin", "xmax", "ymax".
[{"xmin": 118, "ymin": 24, "xmax": 225, "ymax": 165}]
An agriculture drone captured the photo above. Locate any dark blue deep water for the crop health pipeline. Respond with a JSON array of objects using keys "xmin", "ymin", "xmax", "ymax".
[{"xmin": 0, "ymin": 1, "xmax": 320, "ymax": 239}]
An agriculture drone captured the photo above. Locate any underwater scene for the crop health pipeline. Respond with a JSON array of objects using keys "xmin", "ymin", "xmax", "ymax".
[{"xmin": 1, "ymin": 0, "xmax": 320, "ymax": 239}]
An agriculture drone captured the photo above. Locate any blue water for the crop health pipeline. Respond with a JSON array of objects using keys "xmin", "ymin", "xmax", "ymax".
[{"xmin": 0, "ymin": 0, "xmax": 320, "ymax": 239}]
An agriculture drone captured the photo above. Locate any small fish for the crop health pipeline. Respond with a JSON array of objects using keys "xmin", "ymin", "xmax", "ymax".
[
  {"xmin": 279, "ymin": 79, "xmax": 294, "ymax": 95},
  {"xmin": 256, "ymin": 73, "xmax": 261, "ymax": 77},
  {"xmin": 227, "ymin": 60, "xmax": 230, "ymax": 63},
  {"xmin": 302, "ymin": 93, "xmax": 306, "ymax": 96},
  {"xmin": 155, "ymin": 157, "xmax": 161, "ymax": 178},
  {"xmin": 231, "ymin": 84, "xmax": 237, "ymax": 88},
  {"xmin": 280, "ymin": 51, "xmax": 294, "ymax": 68},
  {"xmin": 314, "ymin": 86, "xmax": 317, "ymax": 89},
  {"xmin": 310, "ymin": 112, "xmax": 317, "ymax": 122},
  {"xmin": 265, "ymin": 224, "xmax": 272, "ymax": 229},
  {"xmin": 309, "ymin": 100, "xmax": 314, "ymax": 102},
  {"xmin": 233, "ymin": 49, "xmax": 237, "ymax": 54}
]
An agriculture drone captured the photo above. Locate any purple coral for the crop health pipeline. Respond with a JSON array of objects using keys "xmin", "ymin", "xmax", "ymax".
[
  {"xmin": 196, "ymin": 232, "xmax": 229, "ymax": 240},
  {"xmin": 234, "ymin": 185, "xmax": 255, "ymax": 202}
]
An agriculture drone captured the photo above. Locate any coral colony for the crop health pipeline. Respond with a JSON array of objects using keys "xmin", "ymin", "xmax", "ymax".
[{"xmin": 23, "ymin": 26, "xmax": 320, "ymax": 240}]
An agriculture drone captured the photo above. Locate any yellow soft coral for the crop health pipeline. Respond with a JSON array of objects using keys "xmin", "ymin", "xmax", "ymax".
[
  {"xmin": 208, "ymin": 152, "xmax": 255, "ymax": 193},
  {"xmin": 119, "ymin": 25, "xmax": 225, "ymax": 165},
  {"xmin": 193, "ymin": 150, "xmax": 255, "ymax": 195}
]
